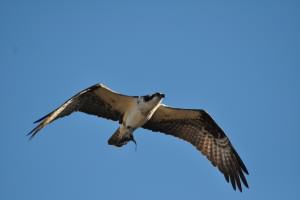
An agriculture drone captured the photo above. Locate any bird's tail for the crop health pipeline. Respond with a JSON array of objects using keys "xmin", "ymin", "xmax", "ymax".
[
  {"xmin": 108, "ymin": 128, "xmax": 136, "ymax": 148},
  {"xmin": 108, "ymin": 128, "xmax": 122, "ymax": 147}
]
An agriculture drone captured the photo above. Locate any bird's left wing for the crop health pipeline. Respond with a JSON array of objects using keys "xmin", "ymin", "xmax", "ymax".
[
  {"xmin": 143, "ymin": 105, "xmax": 249, "ymax": 192},
  {"xmin": 28, "ymin": 83, "xmax": 136, "ymax": 139}
]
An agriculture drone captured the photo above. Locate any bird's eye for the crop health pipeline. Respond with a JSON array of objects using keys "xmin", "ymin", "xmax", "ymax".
[{"xmin": 126, "ymin": 126, "xmax": 132, "ymax": 129}]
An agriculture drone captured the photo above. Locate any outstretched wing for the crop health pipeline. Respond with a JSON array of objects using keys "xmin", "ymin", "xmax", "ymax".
[
  {"xmin": 143, "ymin": 105, "xmax": 249, "ymax": 192},
  {"xmin": 28, "ymin": 83, "xmax": 136, "ymax": 139}
]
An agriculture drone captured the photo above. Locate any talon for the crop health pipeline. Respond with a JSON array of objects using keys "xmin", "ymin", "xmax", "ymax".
[{"xmin": 129, "ymin": 134, "xmax": 137, "ymax": 151}]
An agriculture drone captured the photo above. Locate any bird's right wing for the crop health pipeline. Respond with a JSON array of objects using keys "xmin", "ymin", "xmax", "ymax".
[{"xmin": 28, "ymin": 83, "xmax": 136, "ymax": 139}]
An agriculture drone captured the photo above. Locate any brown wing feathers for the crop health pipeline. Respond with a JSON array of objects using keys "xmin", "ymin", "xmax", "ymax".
[
  {"xmin": 143, "ymin": 106, "xmax": 249, "ymax": 192},
  {"xmin": 27, "ymin": 84, "xmax": 128, "ymax": 139}
]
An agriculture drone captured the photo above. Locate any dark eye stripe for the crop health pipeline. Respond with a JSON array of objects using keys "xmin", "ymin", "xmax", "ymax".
[{"xmin": 143, "ymin": 95, "xmax": 151, "ymax": 101}]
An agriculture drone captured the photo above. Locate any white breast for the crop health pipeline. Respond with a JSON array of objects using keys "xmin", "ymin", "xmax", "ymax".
[
  {"xmin": 124, "ymin": 105, "xmax": 146, "ymax": 128},
  {"xmin": 123, "ymin": 97, "xmax": 162, "ymax": 128}
]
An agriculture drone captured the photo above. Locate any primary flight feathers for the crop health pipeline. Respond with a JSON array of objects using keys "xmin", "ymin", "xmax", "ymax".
[{"xmin": 28, "ymin": 83, "xmax": 249, "ymax": 191}]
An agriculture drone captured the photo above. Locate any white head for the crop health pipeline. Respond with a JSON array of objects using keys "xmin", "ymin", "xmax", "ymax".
[
  {"xmin": 137, "ymin": 92, "xmax": 165, "ymax": 112},
  {"xmin": 142, "ymin": 92, "xmax": 165, "ymax": 103}
]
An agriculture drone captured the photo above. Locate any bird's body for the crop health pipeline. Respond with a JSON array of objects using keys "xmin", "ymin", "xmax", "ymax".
[
  {"xmin": 123, "ymin": 96, "xmax": 163, "ymax": 127},
  {"xmin": 28, "ymin": 83, "xmax": 249, "ymax": 192},
  {"xmin": 108, "ymin": 94, "xmax": 164, "ymax": 146}
]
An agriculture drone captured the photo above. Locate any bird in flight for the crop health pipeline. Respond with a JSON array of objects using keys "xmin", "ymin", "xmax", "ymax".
[{"xmin": 28, "ymin": 83, "xmax": 249, "ymax": 191}]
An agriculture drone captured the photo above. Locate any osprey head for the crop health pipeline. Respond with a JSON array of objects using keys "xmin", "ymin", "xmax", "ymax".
[{"xmin": 143, "ymin": 92, "xmax": 165, "ymax": 102}]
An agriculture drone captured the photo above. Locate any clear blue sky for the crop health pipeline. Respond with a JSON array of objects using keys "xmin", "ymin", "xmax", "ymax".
[{"xmin": 1, "ymin": 0, "xmax": 299, "ymax": 199}]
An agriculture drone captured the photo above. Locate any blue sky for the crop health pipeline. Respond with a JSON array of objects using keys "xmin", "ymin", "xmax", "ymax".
[{"xmin": 1, "ymin": 0, "xmax": 299, "ymax": 199}]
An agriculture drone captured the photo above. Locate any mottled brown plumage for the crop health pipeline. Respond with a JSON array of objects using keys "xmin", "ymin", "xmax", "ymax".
[{"xmin": 143, "ymin": 106, "xmax": 249, "ymax": 191}]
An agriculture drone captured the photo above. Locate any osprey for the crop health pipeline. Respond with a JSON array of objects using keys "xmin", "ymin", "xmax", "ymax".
[{"xmin": 28, "ymin": 83, "xmax": 249, "ymax": 191}]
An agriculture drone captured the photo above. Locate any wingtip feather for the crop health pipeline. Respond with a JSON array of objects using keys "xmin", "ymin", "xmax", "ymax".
[
  {"xmin": 231, "ymin": 146, "xmax": 249, "ymax": 175},
  {"xmin": 27, "ymin": 125, "xmax": 41, "ymax": 140},
  {"xmin": 28, "ymin": 116, "xmax": 48, "ymax": 140},
  {"xmin": 33, "ymin": 113, "xmax": 51, "ymax": 124}
]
